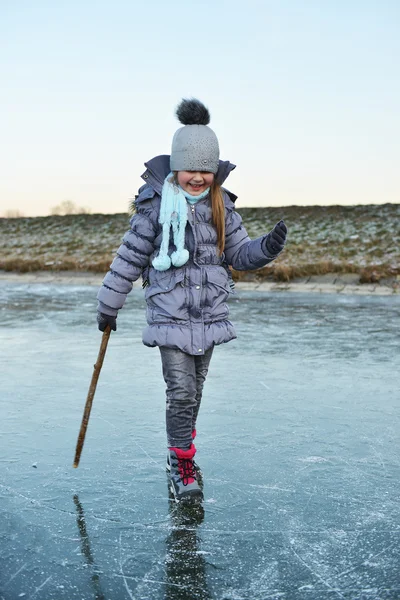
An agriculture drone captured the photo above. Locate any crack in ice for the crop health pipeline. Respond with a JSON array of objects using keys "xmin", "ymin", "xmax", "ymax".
[
  {"xmin": 289, "ymin": 544, "xmax": 346, "ymax": 599},
  {"xmin": 119, "ymin": 532, "xmax": 136, "ymax": 600},
  {"xmin": 27, "ymin": 576, "xmax": 52, "ymax": 599},
  {"xmin": 2, "ymin": 563, "xmax": 28, "ymax": 589}
]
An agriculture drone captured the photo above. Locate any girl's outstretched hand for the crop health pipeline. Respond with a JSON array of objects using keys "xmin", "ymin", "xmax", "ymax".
[
  {"xmin": 97, "ymin": 312, "xmax": 117, "ymax": 332},
  {"xmin": 265, "ymin": 220, "xmax": 287, "ymax": 255}
]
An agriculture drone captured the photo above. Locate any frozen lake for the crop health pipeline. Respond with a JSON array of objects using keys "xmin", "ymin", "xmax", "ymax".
[{"xmin": 1, "ymin": 282, "xmax": 399, "ymax": 600}]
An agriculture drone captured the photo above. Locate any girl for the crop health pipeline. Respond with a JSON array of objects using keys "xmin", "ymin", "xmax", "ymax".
[{"xmin": 97, "ymin": 99, "xmax": 287, "ymax": 504}]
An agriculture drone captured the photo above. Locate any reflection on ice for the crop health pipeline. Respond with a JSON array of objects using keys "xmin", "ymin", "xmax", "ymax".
[
  {"xmin": 0, "ymin": 283, "xmax": 399, "ymax": 599},
  {"xmin": 74, "ymin": 495, "xmax": 106, "ymax": 600},
  {"xmin": 165, "ymin": 488, "xmax": 210, "ymax": 600}
]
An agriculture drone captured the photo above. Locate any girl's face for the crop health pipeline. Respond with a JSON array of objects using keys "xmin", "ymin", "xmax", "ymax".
[{"xmin": 177, "ymin": 171, "xmax": 214, "ymax": 196}]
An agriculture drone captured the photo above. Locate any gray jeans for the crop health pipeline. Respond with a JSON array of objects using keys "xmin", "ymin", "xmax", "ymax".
[{"xmin": 159, "ymin": 347, "xmax": 214, "ymax": 449}]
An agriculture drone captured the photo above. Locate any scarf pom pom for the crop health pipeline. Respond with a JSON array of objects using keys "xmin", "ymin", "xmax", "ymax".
[
  {"xmin": 171, "ymin": 249, "xmax": 189, "ymax": 268},
  {"xmin": 152, "ymin": 254, "xmax": 171, "ymax": 271}
]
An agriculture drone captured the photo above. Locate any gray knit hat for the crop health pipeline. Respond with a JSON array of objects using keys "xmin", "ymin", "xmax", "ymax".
[{"xmin": 170, "ymin": 99, "xmax": 220, "ymax": 174}]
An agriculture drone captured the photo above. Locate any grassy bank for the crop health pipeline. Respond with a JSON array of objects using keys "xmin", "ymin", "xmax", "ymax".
[{"xmin": 1, "ymin": 204, "xmax": 399, "ymax": 284}]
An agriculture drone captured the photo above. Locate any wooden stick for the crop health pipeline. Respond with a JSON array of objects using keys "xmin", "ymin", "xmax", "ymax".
[{"xmin": 73, "ymin": 326, "xmax": 111, "ymax": 468}]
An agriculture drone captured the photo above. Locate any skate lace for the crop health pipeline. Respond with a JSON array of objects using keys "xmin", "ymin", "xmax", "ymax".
[{"xmin": 178, "ymin": 458, "xmax": 195, "ymax": 486}]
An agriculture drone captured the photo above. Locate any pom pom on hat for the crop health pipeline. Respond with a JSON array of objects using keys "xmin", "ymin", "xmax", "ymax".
[{"xmin": 176, "ymin": 98, "xmax": 211, "ymax": 126}]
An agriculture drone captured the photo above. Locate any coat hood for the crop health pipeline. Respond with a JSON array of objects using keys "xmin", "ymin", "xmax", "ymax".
[{"xmin": 139, "ymin": 155, "xmax": 237, "ymax": 201}]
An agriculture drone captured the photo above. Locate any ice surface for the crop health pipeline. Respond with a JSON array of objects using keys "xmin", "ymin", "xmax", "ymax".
[{"xmin": 0, "ymin": 283, "xmax": 399, "ymax": 599}]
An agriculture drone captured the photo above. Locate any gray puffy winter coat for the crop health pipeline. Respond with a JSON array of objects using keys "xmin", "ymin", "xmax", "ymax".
[{"xmin": 97, "ymin": 155, "xmax": 282, "ymax": 355}]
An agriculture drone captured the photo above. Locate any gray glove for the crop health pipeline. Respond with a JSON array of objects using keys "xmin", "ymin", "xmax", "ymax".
[
  {"xmin": 97, "ymin": 312, "xmax": 117, "ymax": 332},
  {"xmin": 265, "ymin": 220, "xmax": 287, "ymax": 256}
]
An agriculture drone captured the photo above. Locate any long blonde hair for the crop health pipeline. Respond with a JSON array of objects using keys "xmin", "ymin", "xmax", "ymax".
[
  {"xmin": 172, "ymin": 173, "xmax": 225, "ymax": 255},
  {"xmin": 210, "ymin": 179, "xmax": 225, "ymax": 255}
]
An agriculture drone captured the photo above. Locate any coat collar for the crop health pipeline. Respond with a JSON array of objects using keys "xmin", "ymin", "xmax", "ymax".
[{"xmin": 139, "ymin": 155, "xmax": 237, "ymax": 199}]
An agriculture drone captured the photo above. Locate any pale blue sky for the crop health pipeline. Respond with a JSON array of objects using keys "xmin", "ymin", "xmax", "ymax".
[{"xmin": 1, "ymin": 0, "xmax": 399, "ymax": 216}]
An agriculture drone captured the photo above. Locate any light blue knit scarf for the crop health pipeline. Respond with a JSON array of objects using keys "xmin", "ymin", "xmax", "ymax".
[{"xmin": 152, "ymin": 173, "xmax": 210, "ymax": 271}]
